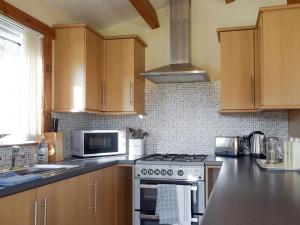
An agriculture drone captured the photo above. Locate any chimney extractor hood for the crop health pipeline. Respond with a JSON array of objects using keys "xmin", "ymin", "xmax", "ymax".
[{"xmin": 141, "ymin": 0, "xmax": 210, "ymax": 83}]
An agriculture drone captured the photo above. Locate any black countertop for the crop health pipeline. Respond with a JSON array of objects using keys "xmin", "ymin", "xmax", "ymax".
[
  {"xmin": 0, "ymin": 155, "xmax": 143, "ymax": 198},
  {"xmin": 202, "ymin": 156, "xmax": 300, "ymax": 225}
]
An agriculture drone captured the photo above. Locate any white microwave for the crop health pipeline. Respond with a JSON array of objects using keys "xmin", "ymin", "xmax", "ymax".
[{"xmin": 72, "ymin": 130, "xmax": 127, "ymax": 157}]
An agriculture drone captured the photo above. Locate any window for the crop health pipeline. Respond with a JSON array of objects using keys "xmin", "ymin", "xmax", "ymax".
[{"xmin": 0, "ymin": 15, "xmax": 43, "ymax": 143}]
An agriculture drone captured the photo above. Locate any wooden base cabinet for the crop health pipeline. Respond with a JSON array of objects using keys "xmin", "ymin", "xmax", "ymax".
[
  {"xmin": 36, "ymin": 174, "xmax": 92, "ymax": 225},
  {"xmin": 89, "ymin": 166, "xmax": 116, "ymax": 225},
  {"xmin": 0, "ymin": 165, "xmax": 134, "ymax": 225},
  {"xmin": 0, "ymin": 189, "xmax": 36, "ymax": 225},
  {"xmin": 205, "ymin": 166, "xmax": 221, "ymax": 206}
]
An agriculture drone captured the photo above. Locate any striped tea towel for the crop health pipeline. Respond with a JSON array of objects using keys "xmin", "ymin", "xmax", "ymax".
[{"xmin": 155, "ymin": 184, "xmax": 179, "ymax": 224}]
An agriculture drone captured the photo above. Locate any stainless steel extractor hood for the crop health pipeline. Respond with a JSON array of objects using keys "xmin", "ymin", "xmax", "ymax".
[{"xmin": 141, "ymin": 0, "xmax": 210, "ymax": 83}]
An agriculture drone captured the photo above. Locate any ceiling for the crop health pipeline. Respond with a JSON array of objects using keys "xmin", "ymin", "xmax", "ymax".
[{"xmin": 44, "ymin": 0, "xmax": 169, "ymax": 29}]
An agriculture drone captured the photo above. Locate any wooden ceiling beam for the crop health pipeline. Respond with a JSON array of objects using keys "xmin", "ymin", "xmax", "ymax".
[
  {"xmin": 287, "ymin": 0, "xmax": 300, "ymax": 4},
  {"xmin": 129, "ymin": 0, "xmax": 160, "ymax": 29},
  {"xmin": 225, "ymin": 0, "xmax": 235, "ymax": 4}
]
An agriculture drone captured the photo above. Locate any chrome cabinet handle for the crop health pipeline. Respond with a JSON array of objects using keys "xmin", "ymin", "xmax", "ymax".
[
  {"xmin": 39, "ymin": 198, "xmax": 47, "ymax": 225},
  {"xmin": 33, "ymin": 201, "xmax": 38, "ymax": 225},
  {"xmin": 140, "ymin": 184, "xmax": 198, "ymax": 191},
  {"xmin": 129, "ymin": 81, "xmax": 134, "ymax": 106},
  {"xmin": 90, "ymin": 180, "xmax": 97, "ymax": 213},
  {"xmin": 101, "ymin": 81, "xmax": 105, "ymax": 109},
  {"xmin": 251, "ymin": 77, "xmax": 255, "ymax": 105}
]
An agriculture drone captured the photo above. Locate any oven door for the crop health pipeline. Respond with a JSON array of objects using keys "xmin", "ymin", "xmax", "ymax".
[
  {"xmin": 135, "ymin": 211, "xmax": 203, "ymax": 225},
  {"xmin": 135, "ymin": 179, "xmax": 205, "ymax": 215}
]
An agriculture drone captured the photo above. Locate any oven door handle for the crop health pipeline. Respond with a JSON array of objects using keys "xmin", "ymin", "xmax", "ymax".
[
  {"xmin": 140, "ymin": 184, "xmax": 198, "ymax": 191},
  {"xmin": 139, "ymin": 214, "xmax": 199, "ymax": 223}
]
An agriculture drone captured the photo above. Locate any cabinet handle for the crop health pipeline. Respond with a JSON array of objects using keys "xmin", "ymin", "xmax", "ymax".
[
  {"xmin": 39, "ymin": 198, "xmax": 47, "ymax": 225},
  {"xmin": 251, "ymin": 77, "xmax": 255, "ymax": 105},
  {"xmin": 91, "ymin": 180, "xmax": 97, "ymax": 213},
  {"xmin": 101, "ymin": 81, "xmax": 105, "ymax": 110},
  {"xmin": 33, "ymin": 201, "xmax": 38, "ymax": 225},
  {"xmin": 129, "ymin": 81, "xmax": 134, "ymax": 106}
]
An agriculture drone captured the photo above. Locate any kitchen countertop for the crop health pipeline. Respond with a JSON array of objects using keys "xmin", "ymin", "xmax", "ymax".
[
  {"xmin": 0, "ymin": 154, "xmax": 143, "ymax": 198},
  {"xmin": 202, "ymin": 156, "xmax": 300, "ymax": 225}
]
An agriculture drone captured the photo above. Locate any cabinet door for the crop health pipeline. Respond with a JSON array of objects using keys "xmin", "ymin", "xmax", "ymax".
[
  {"xmin": 89, "ymin": 166, "xmax": 116, "ymax": 225},
  {"xmin": 54, "ymin": 27, "xmax": 85, "ymax": 111},
  {"xmin": 220, "ymin": 30, "xmax": 255, "ymax": 110},
  {"xmin": 0, "ymin": 189, "xmax": 37, "ymax": 225},
  {"xmin": 255, "ymin": 17, "xmax": 262, "ymax": 109},
  {"xmin": 37, "ymin": 174, "xmax": 91, "ymax": 225},
  {"xmin": 85, "ymin": 29, "xmax": 105, "ymax": 111},
  {"xmin": 262, "ymin": 8, "xmax": 300, "ymax": 107},
  {"xmin": 105, "ymin": 39, "xmax": 134, "ymax": 112}
]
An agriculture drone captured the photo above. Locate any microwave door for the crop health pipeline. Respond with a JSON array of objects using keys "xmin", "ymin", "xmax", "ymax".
[{"xmin": 84, "ymin": 132, "xmax": 118, "ymax": 155}]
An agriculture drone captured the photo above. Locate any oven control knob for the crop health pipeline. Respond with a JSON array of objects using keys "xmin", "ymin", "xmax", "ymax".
[
  {"xmin": 154, "ymin": 169, "xmax": 160, "ymax": 175},
  {"xmin": 148, "ymin": 169, "xmax": 154, "ymax": 175},
  {"xmin": 177, "ymin": 170, "xmax": 184, "ymax": 176},
  {"xmin": 141, "ymin": 169, "xmax": 147, "ymax": 175},
  {"xmin": 167, "ymin": 170, "xmax": 173, "ymax": 176},
  {"xmin": 161, "ymin": 169, "xmax": 167, "ymax": 176}
]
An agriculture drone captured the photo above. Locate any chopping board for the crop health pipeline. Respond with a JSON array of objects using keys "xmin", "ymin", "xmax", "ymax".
[{"xmin": 256, "ymin": 159, "xmax": 300, "ymax": 171}]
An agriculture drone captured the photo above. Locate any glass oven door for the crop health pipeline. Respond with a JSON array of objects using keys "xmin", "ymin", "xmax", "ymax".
[
  {"xmin": 137, "ymin": 179, "xmax": 205, "ymax": 215},
  {"xmin": 84, "ymin": 132, "xmax": 118, "ymax": 155}
]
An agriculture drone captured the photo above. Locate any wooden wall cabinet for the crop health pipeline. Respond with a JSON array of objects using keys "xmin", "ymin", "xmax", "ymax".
[
  {"xmin": 259, "ymin": 6, "xmax": 300, "ymax": 109},
  {"xmin": 219, "ymin": 5, "xmax": 300, "ymax": 112},
  {"xmin": 104, "ymin": 37, "xmax": 146, "ymax": 114},
  {"xmin": 54, "ymin": 24, "xmax": 104, "ymax": 112},
  {"xmin": 218, "ymin": 27, "xmax": 256, "ymax": 112},
  {"xmin": 53, "ymin": 24, "xmax": 147, "ymax": 115}
]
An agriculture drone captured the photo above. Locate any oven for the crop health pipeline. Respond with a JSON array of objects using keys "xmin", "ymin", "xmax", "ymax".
[{"xmin": 134, "ymin": 170, "xmax": 205, "ymax": 225}]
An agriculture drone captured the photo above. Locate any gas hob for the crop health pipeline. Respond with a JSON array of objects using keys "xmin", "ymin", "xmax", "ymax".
[{"xmin": 135, "ymin": 154, "xmax": 208, "ymax": 180}]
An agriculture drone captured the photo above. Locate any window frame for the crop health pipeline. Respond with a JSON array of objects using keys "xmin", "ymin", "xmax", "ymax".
[{"xmin": 0, "ymin": 0, "xmax": 54, "ymax": 137}]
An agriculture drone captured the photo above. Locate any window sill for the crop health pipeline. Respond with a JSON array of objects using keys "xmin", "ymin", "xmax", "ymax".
[{"xmin": 0, "ymin": 141, "xmax": 38, "ymax": 148}]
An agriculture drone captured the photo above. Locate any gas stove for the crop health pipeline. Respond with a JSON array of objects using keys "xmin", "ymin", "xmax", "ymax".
[{"xmin": 135, "ymin": 154, "xmax": 208, "ymax": 180}]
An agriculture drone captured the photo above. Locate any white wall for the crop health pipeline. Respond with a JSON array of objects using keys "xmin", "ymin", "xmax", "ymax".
[
  {"xmin": 101, "ymin": 0, "xmax": 286, "ymax": 81},
  {"xmin": 5, "ymin": 0, "xmax": 75, "ymax": 26}
]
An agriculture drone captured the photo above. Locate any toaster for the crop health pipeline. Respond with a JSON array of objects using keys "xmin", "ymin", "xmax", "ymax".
[{"xmin": 215, "ymin": 136, "xmax": 243, "ymax": 157}]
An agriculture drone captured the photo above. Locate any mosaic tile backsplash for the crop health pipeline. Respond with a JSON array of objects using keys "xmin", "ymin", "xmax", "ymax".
[
  {"xmin": 54, "ymin": 81, "xmax": 288, "ymax": 158},
  {"xmin": 0, "ymin": 81, "xmax": 289, "ymax": 165}
]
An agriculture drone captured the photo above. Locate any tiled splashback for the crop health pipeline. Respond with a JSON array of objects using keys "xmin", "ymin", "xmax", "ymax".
[
  {"xmin": 0, "ymin": 145, "xmax": 38, "ymax": 168},
  {"xmin": 54, "ymin": 81, "xmax": 288, "ymax": 158},
  {"xmin": 0, "ymin": 81, "xmax": 289, "ymax": 165}
]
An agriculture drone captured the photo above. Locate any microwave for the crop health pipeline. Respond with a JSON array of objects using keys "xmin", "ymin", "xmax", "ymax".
[{"xmin": 72, "ymin": 130, "xmax": 127, "ymax": 157}]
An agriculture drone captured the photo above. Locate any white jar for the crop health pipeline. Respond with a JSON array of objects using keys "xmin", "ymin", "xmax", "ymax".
[{"xmin": 129, "ymin": 139, "xmax": 145, "ymax": 156}]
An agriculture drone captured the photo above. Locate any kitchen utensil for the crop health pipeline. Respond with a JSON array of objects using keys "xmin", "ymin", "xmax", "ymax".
[
  {"xmin": 215, "ymin": 136, "xmax": 243, "ymax": 157},
  {"xmin": 51, "ymin": 118, "xmax": 59, "ymax": 132},
  {"xmin": 248, "ymin": 131, "xmax": 266, "ymax": 158}
]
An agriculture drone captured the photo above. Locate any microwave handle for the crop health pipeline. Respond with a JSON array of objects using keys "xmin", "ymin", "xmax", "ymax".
[
  {"xmin": 139, "ymin": 214, "xmax": 198, "ymax": 223},
  {"xmin": 139, "ymin": 184, "xmax": 198, "ymax": 191}
]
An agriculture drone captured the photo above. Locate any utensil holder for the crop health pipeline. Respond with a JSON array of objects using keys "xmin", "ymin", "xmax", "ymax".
[
  {"xmin": 129, "ymin": 139, "xmax": 145, "ymax": 156},
  {"xmin": 45, "ymin": 132, "xmax": 64, "ymax": 162}
]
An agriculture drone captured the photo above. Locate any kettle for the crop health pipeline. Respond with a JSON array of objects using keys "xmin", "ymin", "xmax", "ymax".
[{"xmin": 248, "ymin": 131, "xmax": 266, "ymax": 158}]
